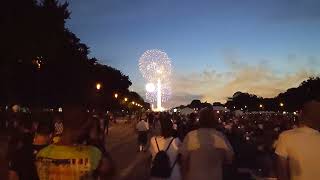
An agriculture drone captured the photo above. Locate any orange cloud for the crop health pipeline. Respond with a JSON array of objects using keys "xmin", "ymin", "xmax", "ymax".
[{"xmin": 166, "ymin": 55, "xmax": 319, "ymax": 108}]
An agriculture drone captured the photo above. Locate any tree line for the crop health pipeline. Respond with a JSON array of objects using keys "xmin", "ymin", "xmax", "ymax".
[{"xmin": 186, "ymin": 77, "xmax": 320, "ymax": 112}]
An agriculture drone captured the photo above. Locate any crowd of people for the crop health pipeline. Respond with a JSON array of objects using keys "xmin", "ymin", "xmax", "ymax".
[
  {"xmin": 2, "ymin": 98, "xmax": 320, "ymax": 180},
  {"xmin": 4, "ymin": 106, "xmax": 115, "ymax": 180},
  {"xmin": 141, "ymin": 98, "xmax": 320, "ymax": 180}
]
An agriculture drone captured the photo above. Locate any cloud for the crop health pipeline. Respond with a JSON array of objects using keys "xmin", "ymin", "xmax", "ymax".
[
  {"xmin": 167, "ymin": 54, "xmax": 320, "ymax": 108},
  {"xmin": 163, "ymin": 93, "xmax": 203, "ymax": 108}
]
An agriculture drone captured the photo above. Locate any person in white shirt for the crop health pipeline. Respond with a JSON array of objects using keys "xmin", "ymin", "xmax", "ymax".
[
  {"xmin": 136, "ymin": 116, "xmax": 149, "ymax": 152},
  {"xmin": 149, "ymin": 114, "xmax": 182, "ymax": 180},
  {"xmin": 276, "ymin": 100, "xmax": 320, "ymax": 180},
  {"xmin": 180, "ymin": 108, "xmax": 234, "ymax": 180}
]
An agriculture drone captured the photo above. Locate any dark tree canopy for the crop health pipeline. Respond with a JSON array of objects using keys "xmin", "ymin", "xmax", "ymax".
[
  {"xmin": 225, "ymin": 77, "xmax": 320, "ymax": 112},
  {"xmin": 179, "ymin": 77, "xmax": 320, "ymax": 112},
  {"xmin": 0, "ymin": 0, "xmax": 147, "ymax": 109}
]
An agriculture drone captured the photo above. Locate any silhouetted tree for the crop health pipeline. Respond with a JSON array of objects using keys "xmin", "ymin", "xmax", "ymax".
[
  {"xmin": 224, "ymin": 77, "xmax": 320, "ymax": 112},
  {"xmin": 0, "ymin": 0, "xmax": 146, "ymax": 109}
]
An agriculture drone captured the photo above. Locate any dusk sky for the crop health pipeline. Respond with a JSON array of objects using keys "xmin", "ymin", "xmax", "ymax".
[{"xmin": 61, "ymin": 0, "xmax": 320, "ymax": 107}]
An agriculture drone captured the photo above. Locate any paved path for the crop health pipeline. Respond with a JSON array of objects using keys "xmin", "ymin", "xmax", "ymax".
[{"xmin": 106, "ymin": 121, "xmax": 155, "ymax": 180}]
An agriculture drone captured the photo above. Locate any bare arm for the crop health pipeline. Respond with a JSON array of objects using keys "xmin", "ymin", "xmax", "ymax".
[
  {"xmin": 181, "ymin": 153, "xmax": 189, "ymax": 180},
  {"xmin": 180, "ymin": 136, "xmax": 189, "ymax": 180},
  {"xmin": 277, "ymin": 155, "xmax": 290, "ymax": 180}
]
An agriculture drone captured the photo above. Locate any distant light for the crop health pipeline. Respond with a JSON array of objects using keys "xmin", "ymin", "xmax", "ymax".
[
  {"xmin": 283, "ymin": 111, "xmax": 287, "ymax": 114},
  {"xmin": 217, "ymin": 111, "xmax": 220, "ymax": 114},
  {"xmin": 124, "ymin": 98, "xmax": 128, "ymax": 102},
  {"xmin": 132, "ymin": 101, "xmax": 135, "ymax": 105},
  {"xmin": 173, "ymin": 108, "xmax": 177, "ymax": 113},
  {"xmin": 280, "ymin": 103, "xmax": 284, "ymax": 107},
  {"xmin": 96, "ymin": 83, "xmax": 102, "ymax": 90},
  {"xmin": 244, "ymin": 105, "xmax": 247, "ymax": 108},
  {"xmin": 259, "ymin": 104, "xmax": 263, "ymax": 108},
  {"xmin": 58, "ymin": 107, "xmax": 62, "ymax": 112},
  {"xmin": 114, "ymin": 93, "xmax": 118, "ymax": 98}
]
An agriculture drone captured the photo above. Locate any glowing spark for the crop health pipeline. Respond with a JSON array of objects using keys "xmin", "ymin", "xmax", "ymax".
[{"xmin": 146, "ymin": 83, "xmax": 155, "ymax": 92}]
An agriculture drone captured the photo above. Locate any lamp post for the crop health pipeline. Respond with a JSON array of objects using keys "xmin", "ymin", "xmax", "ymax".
[
  {"xmin": 96, "ymin": 83, "xmax": 102, "ymax": 91},
  {"xmin": 259, "ymin": 104, "xmax": 263, "ymax": 109}
]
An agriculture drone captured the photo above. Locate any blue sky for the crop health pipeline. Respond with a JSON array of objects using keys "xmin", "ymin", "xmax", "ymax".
[{"xmin": 61, "ymin": 0, "xmax": 320, "ymax": 107}]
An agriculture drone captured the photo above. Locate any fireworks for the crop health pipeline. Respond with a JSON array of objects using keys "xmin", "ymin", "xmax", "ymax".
[
  {"xmin": 145, "ymin": 83, "xmax": 155, "ymax": 92},
  {"xmin": 146, "ymin": 82, "xmax": 172, "ymax": 102},
  {"xmin": 139, "ymin": 49, "xmax": 172, "ymax": 111},
  {"xmin": 139, "ymin": 49, "xmax": 172, "ymax": 82}
]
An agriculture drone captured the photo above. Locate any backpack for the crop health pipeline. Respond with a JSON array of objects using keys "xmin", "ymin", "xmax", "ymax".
[{"xmin": 150, "ymin": 137, "xmax": 178, "ymax": 178}]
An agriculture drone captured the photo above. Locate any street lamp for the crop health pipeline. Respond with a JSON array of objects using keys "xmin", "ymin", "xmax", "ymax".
[
  {"xmin": 259, "ymin": 104, "xmax": 263, "ymax": 108},
  {"xmin": 132, "ymin": 101, "xmax": 135, "ymax": 105},
  {"xmin": 96, "ymin": 83, "xmax": 102, "ymax": 90},
  {"xmin": 280, "ymin": 102, "xmax": 284, "ymax": 107},
  {"xmin": 114, "ymin": 93, "xmax": 118, "ymax": 98},
  {"xmin": 124, "ymin": 97, "xmax": 128, "ymax": 102}
]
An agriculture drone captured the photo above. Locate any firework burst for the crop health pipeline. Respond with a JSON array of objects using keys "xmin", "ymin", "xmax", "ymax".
[
  {"xmin": 139, "ymin": 49, "xmax": 172, "ymax": 110},
  {"xmin": 139, "ymin": 49, "xmax": 172, "ymax": 82}
]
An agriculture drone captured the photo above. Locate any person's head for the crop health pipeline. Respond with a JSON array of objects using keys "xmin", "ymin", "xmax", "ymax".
[
  {"xmin": 62, "ymin": 105, "xmax": 91, "ymax": 142},
  {"xmin": 53, "ymin": 112, "xmax": 63, "ymax": 123},
  {"xmin": 87, "ymin": 116, "xmax": 100, "ymax": 141},
  {"xmin": 37, "ymin": 121, "xmax": 53, "ymax": 136},
  {"xmin": 140, "ymin": 114, "xmax": 147, "ymax": 121},
  {"xmin": 300, "ymin": 100, "xmax": 320, "ymax": 129},
  {"xmin": 199, "ymin": 107, "xmax": 217, "ymax": 128},
  {"xmin": 34, "ymin": 122, "xmax": 53, "ymax": 145},
  {"xmin": 17, "ymin": 113, "xmax": 33, "ymax": 132},
  {"xmin": 160, "ymin": 115, "xmax": 174, "ymax": 138}
]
